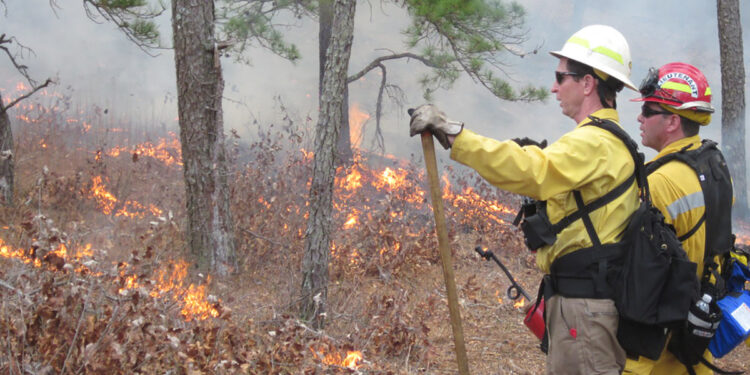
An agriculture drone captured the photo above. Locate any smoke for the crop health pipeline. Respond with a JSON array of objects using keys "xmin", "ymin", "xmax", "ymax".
[{"xmin": 2, "ymin": 0, "xmax": 750, "ymax": 187}]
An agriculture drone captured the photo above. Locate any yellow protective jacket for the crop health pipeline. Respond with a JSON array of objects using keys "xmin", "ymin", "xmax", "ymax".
[
  {"xmin": 648, "ymin": 136, "xmax": 709, "ymax": 276},
  {"xmin": 623, "ymin": 135, "xmax": 713, "ymax": 375},
  {"xmin": 450, "ymin": 108, "xmax": 639, "ymax": 273}
]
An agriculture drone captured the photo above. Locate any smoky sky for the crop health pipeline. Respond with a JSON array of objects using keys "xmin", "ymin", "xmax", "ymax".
[{"xmin": 2, "ymin": 0, "xmax": 750, "ymax": 185}]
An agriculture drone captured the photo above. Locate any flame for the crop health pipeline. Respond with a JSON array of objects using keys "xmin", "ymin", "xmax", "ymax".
[
  {"xmin": 146, "ymin": 259, "xmax": 220, "ymax": 321},
  {"xmin": 342, "ymin": 351, "xmax": 363, "ymax": 368},
  {"xmin": 494, "ymin": 290, "xmax": 503, "ymax": 304},
  {"xmin": 314, "ymin": 347, "xmax": 363, "ymax": 369},
  {"xmin": 348, "ymin": 103, "xmax": 370, "ymax": 149},
  {"xmin": 0, "ymin": 236, "xmax": 219, "ymax": 322},
  {"xmin": 88, "ymin": 176, "xmax": 162, "ymax": 218},
  {"xmin": 15, "ymin": 81, "xmax": 30, "ymax": 92},
  {"xmin": 90, "ymin": 176, "xmax": 118, "ymax": 215},
  {"xmin": 104, "ymin": 132, "xmax": 182, "ymax": 166},
  {"xmin": 342, "ymin": 168, "xmax": 363, "ymax": 191},
  {"xmin": 343, "ymin": 213, "xmax": 359, "ymax": 229},
  {"xmin": 514, "ymin": 297, "xmax": 527, "ymax": 309},
  {"xmin": 0, "ymin": 235, "xmax": 95, "ymax": 272}
]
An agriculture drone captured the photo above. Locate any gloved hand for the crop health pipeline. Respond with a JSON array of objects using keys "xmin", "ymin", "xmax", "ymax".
[
  {"xmin": 512, "ymin": 137, "xmax": 548, "ymax": 149},
  {"xmin": 408, "ymin": 104, "xmax": 464, "ymax": 149}
]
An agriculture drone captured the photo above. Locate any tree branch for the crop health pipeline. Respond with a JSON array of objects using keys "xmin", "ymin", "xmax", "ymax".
[
  {"xmin": 373, "ymin": 63, "xmax": 386, "ymax": 152},
  {"xmin": 347, "ymin": 52, "xmax": 440, "ymax": 83},
  {"xmin": 0, "ymin": 34, "xmax": 38, "ymax": 85},
  {"xmin": 82, "ymin": 0, "xmax": 165, "ymax": 56},
  {"xmin": 1, "ymin": 79, "xmax": 54, "ymax": 114}
]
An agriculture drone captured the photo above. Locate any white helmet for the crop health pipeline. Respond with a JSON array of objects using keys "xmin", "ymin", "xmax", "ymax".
[{"xmin": 550, "ymin": 25, "xmax": 637, "ymax": 91}]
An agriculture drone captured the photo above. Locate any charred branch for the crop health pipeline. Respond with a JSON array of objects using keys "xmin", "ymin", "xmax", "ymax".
[
  {"xmin": 0, "ymin": 33, "xmax": 46, "ymax": 86},
  {"xmin": 1, "ymin": 78, "xmax": 53, "ymax": 114}
]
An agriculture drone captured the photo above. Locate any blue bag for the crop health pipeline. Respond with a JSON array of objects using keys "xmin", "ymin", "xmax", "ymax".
[{"xmin": 709, "ymin": 261, "xmax": 750, "ymax": 358}]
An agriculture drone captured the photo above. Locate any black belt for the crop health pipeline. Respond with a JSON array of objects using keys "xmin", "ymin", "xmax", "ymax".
[{"xmin": 549, "ymin": 243, "xmax": 624, "ymax": 299}]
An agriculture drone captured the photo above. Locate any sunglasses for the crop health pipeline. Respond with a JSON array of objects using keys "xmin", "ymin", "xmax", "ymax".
[
  {"xmin": 641, "ymin": 104, "xmax": 673, "ymax": 118},
  {"xmin": 555, "ymin": 71, "xmax": 581, "ymax": 85}
]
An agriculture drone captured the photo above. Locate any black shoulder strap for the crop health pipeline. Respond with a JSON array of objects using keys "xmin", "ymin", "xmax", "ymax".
[
  {"xmin": 643, "ymin": 140, "xmax": 734, "ymax": 258},
  {"xmin": 583, "ymin": 116, "xmax": 648, "ymax": 197},
  {"xmin": 645, "ymin": 144, "xmax": 692, "ymax": 175},
  {"xmin": 547, "ymin": 116, "xmax": 644, "ymax": 237}
]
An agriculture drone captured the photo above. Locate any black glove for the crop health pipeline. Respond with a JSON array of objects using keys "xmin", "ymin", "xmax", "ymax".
[
  {"xmin": 408, "ymin": 104, "xmax": 464, "ymax": 149},
  {"xmin": 512, "ymin": 137, "xmax": 548, "ymax": 149}
]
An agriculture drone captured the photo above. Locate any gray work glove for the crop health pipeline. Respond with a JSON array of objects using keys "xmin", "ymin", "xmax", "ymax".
[{"xmin": 408, "ymin": 104, "xmax": 464, "ymax": 149}]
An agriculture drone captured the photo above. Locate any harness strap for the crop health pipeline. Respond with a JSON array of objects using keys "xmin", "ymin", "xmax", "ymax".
[
  {"xmin": 678, "ymin": 213, "xmax": 706, "ymax": 242},
  {"xmin": 550, "ymin": 174, "xmax": 635, "ymax": 235}
]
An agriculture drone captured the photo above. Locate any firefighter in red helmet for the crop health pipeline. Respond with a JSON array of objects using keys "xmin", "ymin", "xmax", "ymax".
[{"xmin": 624, "ymin": 62, "xmax": 730, "ymax": 375}]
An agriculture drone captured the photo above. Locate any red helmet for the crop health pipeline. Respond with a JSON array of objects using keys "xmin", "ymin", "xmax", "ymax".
[{"xmin": 633, "ymin": 62, "xmax": 714, "ymax": 113}]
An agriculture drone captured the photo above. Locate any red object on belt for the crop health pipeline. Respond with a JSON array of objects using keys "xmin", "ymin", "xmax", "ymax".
[{"xmin": 524, "ymin": 298, "xmax": 546, "ymax": 340}]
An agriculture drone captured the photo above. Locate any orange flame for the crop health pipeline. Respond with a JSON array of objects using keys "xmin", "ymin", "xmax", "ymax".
[
  {"xmin": 349, "ymin": 103, "xmax": 370, "ymax": 149},
  {"xmin": 342, "ymin": 351, "xmax": 363, "ymax": 368},
  {"xmin": 314, "ymin": 348, "xmax": 364, "ymax": 369},
  {"xmin": 90, "ymin": 176, "xmax": 118, "ymax": 215},
  {"xmin": 88, "ymin": 176, "xmax": 162, "ymax": 218},
  {"xmin": 146, "ymin": 259, "xmax": 220, "ymax": 321},
  {"xmin": 104, "ymin": 132, "xmax": 182, "ymax": 166}
]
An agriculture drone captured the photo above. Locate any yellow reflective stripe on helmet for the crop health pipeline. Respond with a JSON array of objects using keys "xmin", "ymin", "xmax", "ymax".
[
  {"xmin": 567, "ymin": 36, "xmax": 624, "ymax": 65},
  {"xmin": 661, "ymin": 81, "xmax": 693, "ymax": 94},
  {"xmin": 705, "ymin": 87, "xmax": 712, "ymax": 96}
]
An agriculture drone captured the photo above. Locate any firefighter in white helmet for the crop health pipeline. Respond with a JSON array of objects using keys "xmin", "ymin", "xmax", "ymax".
[{"xmin": 409, "ymin": 25, "xmax": 639, "ymax": 374}]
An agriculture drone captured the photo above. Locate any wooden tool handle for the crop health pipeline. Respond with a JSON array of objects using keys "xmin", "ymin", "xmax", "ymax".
[{"xmin": 420, "ymin": 132, "xmax": 470, "ymax": 375}]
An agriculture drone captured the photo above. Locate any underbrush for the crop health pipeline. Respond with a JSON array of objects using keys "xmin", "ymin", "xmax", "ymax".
[{"xmin": 1, "ymin": 94, "xmax": 527, "ymax": 374}]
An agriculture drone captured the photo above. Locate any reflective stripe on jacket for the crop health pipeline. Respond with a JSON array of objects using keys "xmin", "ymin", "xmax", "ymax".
[
  {"xmin": 450, "ymin": 108, "xmax": 639, "ymax": 272},
  {"xmin": 646, "ymin": 135, "xmax": 707, "ymax": 277}
]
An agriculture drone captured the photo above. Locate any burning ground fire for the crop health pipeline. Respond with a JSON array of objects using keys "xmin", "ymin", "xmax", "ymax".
[
  {"xmin": 89, "ymin": 175, "xmax": 163, "ymax": 218},
  {"xmin": 0, "ymin": 234, "xmax": 219, "ymax": 321},
  {"xmin": 5, "ymin": 83, "xmax": 750, "ymax": 371},
  {"xmin": 102, "ymin": 132, "xmax": 182, "ymax": 167},
  {"xmin": 313, "ymin": 348, "xmax": 364, "ymax": 369}
]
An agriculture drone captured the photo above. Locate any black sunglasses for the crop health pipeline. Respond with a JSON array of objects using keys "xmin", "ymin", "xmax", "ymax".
[
  {"xmin": 641, "ymin": 104, "xmax": 673, "ymax": 118},
  {"xmin": 555, "ymin": 71, "xmax": 581, "ymax": 85}
]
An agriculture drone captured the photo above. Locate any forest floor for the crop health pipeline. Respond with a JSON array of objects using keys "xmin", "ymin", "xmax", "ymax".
[{"xmin": 1, "ymin": 93, "xmax": 749, "ymax": 374}]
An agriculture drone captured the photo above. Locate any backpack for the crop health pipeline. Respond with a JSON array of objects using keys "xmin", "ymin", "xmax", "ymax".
[
  {"xmin": 580, "ymin": 118, "xmax": 701, "ymax": 360},
  {"xmin": 645, "ymin": 139, "xmax": 742, "ymax": 375},
  {"xmin": 645, "ymin": 140, "xmax": 734, "ymax": 290}
]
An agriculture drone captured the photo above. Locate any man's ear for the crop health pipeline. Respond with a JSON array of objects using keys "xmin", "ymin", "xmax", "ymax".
[
  {"xmin": 666, "ymin": 114, "xmax": 682, "ymax": 134},
  {"xmin": 583, "ymin": 74, "xmax": 597, "ymax": 96}
]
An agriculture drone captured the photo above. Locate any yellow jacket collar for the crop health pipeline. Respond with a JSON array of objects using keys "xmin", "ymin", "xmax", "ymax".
[
  {"xmin": 576, "ymin": 108, "xmax": 619, "ymax": 128},
  {"xmin": 651, "ymin": 135, "xmax": 702, "ymax": 163}
]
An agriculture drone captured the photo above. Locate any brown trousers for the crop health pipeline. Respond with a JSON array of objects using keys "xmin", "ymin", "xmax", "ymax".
[{"xmin": 546, "ymin": 295, "xmax": 626, "ymax": 374}]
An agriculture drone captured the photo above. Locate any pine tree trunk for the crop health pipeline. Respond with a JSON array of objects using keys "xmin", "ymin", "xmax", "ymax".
[
  {"xmin": 172, "ymin": 0, "xmax": 237, "ymax": 276},
  {"xmin": 0, "ymin": 98, "xmax": 13, "ymax": 206},
  {"xmin": 301, "ymin": 0, "xmax": 356, "ymax": 329},
  {"xmin": 717, "ymin": 0, "xmax": 749, "ymax": 219},
  {"xmin": 319, "ymin": 0, "xmax": 353, "ymax": 166}
]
